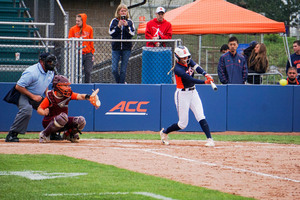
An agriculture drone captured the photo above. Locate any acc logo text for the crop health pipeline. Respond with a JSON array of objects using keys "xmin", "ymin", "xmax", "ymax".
[{"xmin": 105, "ymin": 101, "xmax": 150, "ymax": 115}]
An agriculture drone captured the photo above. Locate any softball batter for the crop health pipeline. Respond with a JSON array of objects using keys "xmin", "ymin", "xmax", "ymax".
[{"xmin": 160, "ymin": 46, "xmax": 215, "ymax": 147}]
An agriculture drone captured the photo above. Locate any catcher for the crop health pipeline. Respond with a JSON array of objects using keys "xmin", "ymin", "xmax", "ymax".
[{"xmin": 37, "ymin": 75, "xmax": 100, "ymax": 143}]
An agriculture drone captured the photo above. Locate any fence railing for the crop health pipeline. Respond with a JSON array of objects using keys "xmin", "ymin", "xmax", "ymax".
[
  {"xmin": 0, "ymin": 37, "xmax": 181, "ymax": 83},
  {"xmin": 0, "ymin": 36, "xmax": 284, "ymax": 85}
]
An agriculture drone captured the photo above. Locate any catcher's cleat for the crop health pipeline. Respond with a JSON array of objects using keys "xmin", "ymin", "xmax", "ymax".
[
  {"xmin": 50, "ymin": 133, "xmax": 63, "ymax": 141},
  {"xmin": 70, "ymin": 133, "xmax": 80, "ymax": 143},
  {"xmin": 160, "ymin": 128, "xmax": 169, "ymax": 145},
  {"xmin": 5, "ymin": 131, "xmax": 19, "ymax": 142},
  {"xmin": 39, "ymin": 132, "xmax": 50, "ymax": 143},
  {"xmin": 205, "ymin": 138, "xmax": 215, "ymax": 147}
]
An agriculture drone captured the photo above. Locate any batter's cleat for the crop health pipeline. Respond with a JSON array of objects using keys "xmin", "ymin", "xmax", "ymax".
[
  {"xmin": 205, "ymin": 138, "xmax": 215, "ymax": 147},
  {"xmin": 5, "ymin": 131, "xmax": 19, "ymax": 142},
  {"xmin": 39, "ymin": 132, "xmax": 50, "ymax": 143},
  {"xmin": 160, "ymin": 128, "xmax": 169, "ymax": 145}
]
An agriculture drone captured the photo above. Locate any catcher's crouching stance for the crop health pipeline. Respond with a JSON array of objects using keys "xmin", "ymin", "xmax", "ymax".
[{"xmin": 37, "ymin": 75, "xmax": 100, "ymax": 143}]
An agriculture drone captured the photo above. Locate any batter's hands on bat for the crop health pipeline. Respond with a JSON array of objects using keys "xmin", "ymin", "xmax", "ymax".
[
  {"xmin": 205, "ymin": 77, "xmax": 214, "ymax": 84},
  {"xmin": 89, "ymin": 88, "xmax": 101, "ymax": 109},
  {"xmin": 205, "ymin": 74, "xmax": 213, "ymax": 80}
]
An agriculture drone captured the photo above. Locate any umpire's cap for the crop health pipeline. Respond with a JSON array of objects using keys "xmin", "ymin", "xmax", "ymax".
[{"xmin": 39, "ymin": 52, "xmax": 50, "ymax": 61}]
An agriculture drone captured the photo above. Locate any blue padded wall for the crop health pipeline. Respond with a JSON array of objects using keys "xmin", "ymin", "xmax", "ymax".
[
  {"xmin": 293, "ymin": 86, "xmax": 300, "ymax": 132},
  {"xmin": 227, "ymin": 85, "xmax": 293, "ymax": 132},
  {"xmin": 94, "ymin": 84, "xmax": 161, "ymax": 131}
]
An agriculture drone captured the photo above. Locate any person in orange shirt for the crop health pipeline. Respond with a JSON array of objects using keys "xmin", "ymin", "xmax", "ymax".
[{"xmin": 68, "ymin": 13, "xmax": 95, "ymax": 83}]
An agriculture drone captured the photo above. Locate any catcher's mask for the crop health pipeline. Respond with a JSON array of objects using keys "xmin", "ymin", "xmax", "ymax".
[
  {"xmin": 52, "ymin": 75, "xmax": 72, "ymax": 97},
  {"xmin": 40, "ymin": 53, "xmax": 57, "ymax": 71},
  {"xmin": 174, "ymin": 46, "xmax": 191, "ymax": 64}
]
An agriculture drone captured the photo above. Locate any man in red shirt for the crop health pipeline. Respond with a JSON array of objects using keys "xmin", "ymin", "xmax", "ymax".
[{"xmin": 145, "ymin": 7, "xmax": 172, "ymax": 47}]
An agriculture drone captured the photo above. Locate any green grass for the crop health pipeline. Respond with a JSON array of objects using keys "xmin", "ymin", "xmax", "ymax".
[
  {"xmin": 1, "ymin": 132, "xmax": 299, "ymax": 145},
  {"xmin": 0, "ymin": 154, "xmax": 254, "ymax": 200}
]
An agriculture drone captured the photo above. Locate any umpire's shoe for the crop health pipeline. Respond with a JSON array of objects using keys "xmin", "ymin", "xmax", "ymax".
[{"xmin": 5, "ymin": 131, "xmax": 19, "ymax": 142}]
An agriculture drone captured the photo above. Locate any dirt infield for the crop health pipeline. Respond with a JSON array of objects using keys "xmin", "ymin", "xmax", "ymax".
[{"xmin": 0, "ymin": 133, "xmax": 299, "ymax": 200}]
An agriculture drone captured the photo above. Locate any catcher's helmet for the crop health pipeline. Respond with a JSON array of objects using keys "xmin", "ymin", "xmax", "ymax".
[
  {"xmin": 174, "ymin": 46, "xmax": 191, "ymax": 63},
  {"xmin": 52, "ymin": 75, "xmax": 72, "ymax": 97},
  {"xmin": 39, "ymin": 52, "xmax": 57, "ymax": 71}
]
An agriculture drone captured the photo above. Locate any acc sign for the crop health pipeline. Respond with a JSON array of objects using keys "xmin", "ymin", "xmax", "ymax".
[{"xmin": 105, "ymin": 101, "xmax": 150, "ymax": 116}]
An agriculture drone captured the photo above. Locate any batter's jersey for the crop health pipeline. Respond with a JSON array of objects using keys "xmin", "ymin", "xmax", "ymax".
[{"xmin": 174, "ymin": 59, "xmax": 206, "ymax": 89}]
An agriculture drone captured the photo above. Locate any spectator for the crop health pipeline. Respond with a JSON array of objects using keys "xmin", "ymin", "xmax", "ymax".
[
  {"xmin": 243, "ymin": 40, "xmax": 258, "ymax": 62},
  {"xmin": 68, "ymin": 13, "xmax": 95, "ymax": 83},
  {"xmin": 247, "ymin": 43, "xmax": 269, "ymax": 84},
  {"xmin": 286, "ymin": 40, "xmax": 300, "ymax": 78},
  {"xmin": 286, "ymin": 67, "xmax": 299, "ymax": 85},
  {"xmin": 217, "ymin": 36, "xmax": 248, "ymax": 84},
  {"xmin": 220, "ymin": 44, "xmax": 229, "ymax": 54},
  {"xmin": 145, "ymin": 6, "xmax": 172, "ymax": 47},
  {"xmin": 5, "ymin": 53, "xmax": 56, "ymax": 142},
  {"xmin": 109, "ymin": 4, "xmax": 135, "ymax": 84}
]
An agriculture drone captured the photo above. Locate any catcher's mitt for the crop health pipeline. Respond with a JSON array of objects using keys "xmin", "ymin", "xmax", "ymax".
[{"xmin": 89, "ymin": 88, "xmax": 101, "ymax": 109}]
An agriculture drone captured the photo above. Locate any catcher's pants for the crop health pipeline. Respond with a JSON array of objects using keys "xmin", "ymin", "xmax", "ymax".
[
  {"xmin": 9, "ymin": 94, "xmax": 33, "ymax": 134},
  {"xmin": 175, "ymin": 88, "xmax": 206, "ymax": 129}
]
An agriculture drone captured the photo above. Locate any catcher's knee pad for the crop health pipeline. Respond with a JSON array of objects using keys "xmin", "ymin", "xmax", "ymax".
[
  {"xmin": 73, "ymin": 116, "xmax": 86, "ymax": 130},
  {"xmin": 54, "ymin": 112, "xmax": 68, "ymax": 128}
]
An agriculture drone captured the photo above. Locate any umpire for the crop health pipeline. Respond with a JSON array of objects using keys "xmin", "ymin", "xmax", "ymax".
[{"xmin": 5, "ymin": 52, "xmax": 56, "ymax": 142}]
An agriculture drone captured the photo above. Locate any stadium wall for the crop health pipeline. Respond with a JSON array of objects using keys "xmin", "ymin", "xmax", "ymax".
[{"xmin": 0, "ymin": 83, "xmax": 298, "ymax": 132}]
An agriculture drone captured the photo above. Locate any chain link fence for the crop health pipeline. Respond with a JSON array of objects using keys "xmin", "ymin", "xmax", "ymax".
[{"xmin": 0, "ymin": 37, "xmax": 181, "ymax": 83}]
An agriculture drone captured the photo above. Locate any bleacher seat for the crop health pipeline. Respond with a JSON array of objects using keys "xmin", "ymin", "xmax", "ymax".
[{"xmin": 0, "ymin": 0, "xmax": 44, "ymax": 82}]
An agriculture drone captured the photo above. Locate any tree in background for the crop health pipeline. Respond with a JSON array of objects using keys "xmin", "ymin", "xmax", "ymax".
[{"xmin": 227, "ymin": 0, "xmax": 300, "ymax": 36}]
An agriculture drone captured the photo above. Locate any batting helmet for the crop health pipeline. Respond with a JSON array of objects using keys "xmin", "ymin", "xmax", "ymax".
[
  {"xmin": 174, "ymin": 46, "xmax": 191, "ymax": 63},
  {"xmin": 52, "ymin": 75, "xmax": 72, "ymax": 97}
]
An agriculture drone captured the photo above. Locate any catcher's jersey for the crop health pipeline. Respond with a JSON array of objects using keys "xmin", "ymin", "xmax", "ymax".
[{"xmin": 40, "ymin": 90, "xmax": 78, "ymax": 122}]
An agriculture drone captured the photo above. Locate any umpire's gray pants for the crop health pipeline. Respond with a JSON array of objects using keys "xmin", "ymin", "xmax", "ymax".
[{"xmin": 9, "ymin": 94, "xmax": 33, "ymax": 134}]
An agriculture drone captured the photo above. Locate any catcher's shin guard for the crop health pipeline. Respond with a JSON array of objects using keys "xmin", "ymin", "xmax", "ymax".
[{"xmin": 43, "ymin": 113, "xmax": 68, "ymax": 136}]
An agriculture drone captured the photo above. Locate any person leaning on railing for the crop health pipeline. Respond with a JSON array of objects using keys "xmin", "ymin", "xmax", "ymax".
[
  {"xmin": 68, "ymin": 13, "xmax": 95, "ymax": 83},
  {"xmin": 247, "ymin": 43, "xmax": 269, "ymax": 84},
  {"xmin": 145, "ymin": 6, "xmax": 172, "ymax": 47}
]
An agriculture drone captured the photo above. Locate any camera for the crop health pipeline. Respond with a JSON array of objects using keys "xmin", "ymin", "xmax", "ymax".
[{"xmin": 121, "ymin": 15, "xmax": 126, "ymax": 20}]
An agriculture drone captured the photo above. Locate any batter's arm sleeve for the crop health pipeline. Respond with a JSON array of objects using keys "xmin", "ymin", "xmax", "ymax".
[
  {"xmin": 190, "ymin": 60, "xmax": 207, "ymax": 75},
  {"xmin": 217, "ymin": 56, "xmax": 228, "ymax": 84}
]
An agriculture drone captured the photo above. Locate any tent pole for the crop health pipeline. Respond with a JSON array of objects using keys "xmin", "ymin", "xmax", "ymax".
[
  {"xmin": 198, "ymin": 35, "xmax": 202, "ymax": 65},
  {"xmin": 283, "ymin": 33, "xmax": 292, "ymax": 67},
  {"xmin": 260, "ymin": 34, "xmax": 264, "ymax": 43}
]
